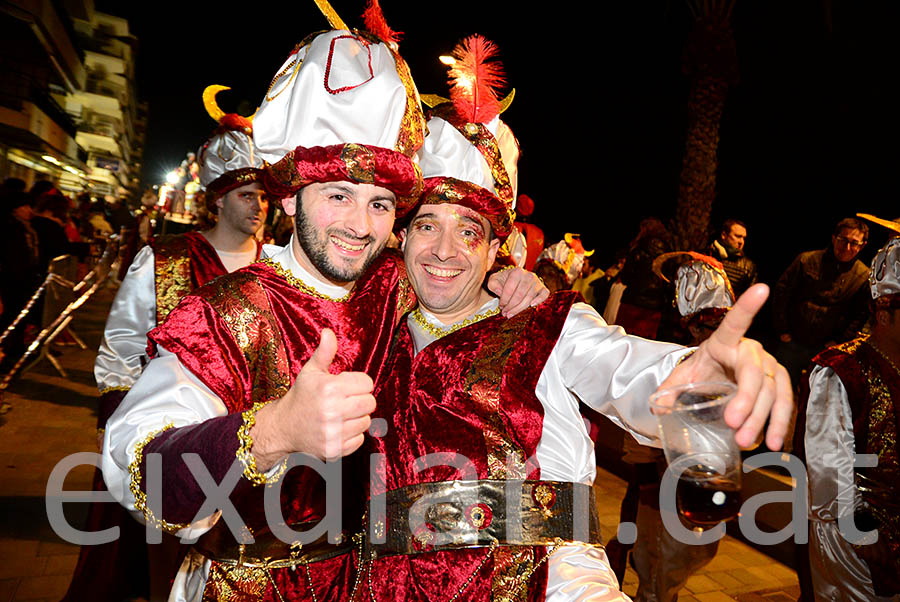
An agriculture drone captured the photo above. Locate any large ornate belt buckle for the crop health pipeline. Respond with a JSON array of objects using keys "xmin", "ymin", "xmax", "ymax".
[{"xmin": 532, "ymin": 482, "xmax": 557, "ymax": 519}]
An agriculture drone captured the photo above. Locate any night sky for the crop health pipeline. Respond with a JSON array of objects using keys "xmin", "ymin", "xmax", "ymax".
[{"xmin": 97, "ymin": 0, "xmax": 899, "ymax": 289}]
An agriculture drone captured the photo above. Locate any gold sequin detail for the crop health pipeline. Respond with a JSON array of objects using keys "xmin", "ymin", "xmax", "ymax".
[
  {"xmin": 202, "ymin": 561, "xmax": 269, "ymax": 601},
  {"xmin": 258, "ymin": 258, "xmax": 354, "ymax": 303},
  {"xmin": 98, "ymin": 385, "xmax": 131, "ymax": 395},
  {"xmin": 341, "ymin": 143, "xmax": 376, "ymax": 184},
  {"xmin": 395, "ymin": 274, "xmax": 415, "ymax": 326},
  {"xmin": 410, "ymin": 307, "xmax": 501, "ymax": 338},
  {"xmin": 154, "ymin": 248, "xmax": 192, "ymax": 324},
  {"xmin": 385, "ymin": 46, "xmax": 426, "ymax": 157},
  {"xmin": 204, "ymin": 272, "xmax": 291, "ymax": 404},
  {"xmin": 462, "ymin": 310, "xmax": 533, "ymax": 480},
  {"xmin": 236, "ymin": 401, "xmax": 289, "ymax": 486},
  {"xmin": 128, "ymin": 424, "xmax": 191, "ymax": 534}
]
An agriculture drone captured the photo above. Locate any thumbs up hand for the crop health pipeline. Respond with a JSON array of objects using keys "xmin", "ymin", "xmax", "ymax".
[{"xmin": 250, "ymin": 329, "xmax": 376, "ymax": 467}]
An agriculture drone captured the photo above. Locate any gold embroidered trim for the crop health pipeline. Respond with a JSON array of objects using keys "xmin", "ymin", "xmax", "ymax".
[
  {"xmin": 677, "ymin": 349, "xmax": 697, "ymax": 365},
  {"xmin": 128, "ymin": 424, "xmax": 191, "ymax": 534},
  {"xmin": 258, "ymin": 258, "xmax": 354, "ymax": 302},
  {"xmin": 410, "ymin": 307, "xmax": 501, "ymax": 338},
  {"xmin": 99, "ymin": 385, "xmax": 131, "ymax": 395},
  {"xmin": 867, "ymin": 340, "xmax": 900, "ymax": 378},
  {"xmin": 237, "ymin": 401, "xmax": 289, "ymax": 486}
]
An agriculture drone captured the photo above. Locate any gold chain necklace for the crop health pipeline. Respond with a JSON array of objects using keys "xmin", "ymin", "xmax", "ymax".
[
  {"xmin": 259, "ymin": 258, "xmax": 354, "ymax": 303},
  {"xmin": 410, "ymin": 306, "xmax": 501, "ymax": 338},
  {"xmin": 867, "ymin": 339, "xmax": 900, "ymax": 377}
]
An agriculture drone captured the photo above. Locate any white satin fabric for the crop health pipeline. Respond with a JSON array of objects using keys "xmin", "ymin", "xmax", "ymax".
[
  {"xmin": 94, "ymin": 245, "xmax": 157, "ymax": 393},
  {"xmin": 805, "ymin": 365, "xmax": 899, "ymax": 602},
  {"xmin": 94, "ymin": 243, "xmax": 257, "ymax": 395},
  {"xmin": 419, "ymin": 116, "xmax": 520, "ymax": 202},
  {"xmin": 197, "ymin": 129, "xmax": 263, "ymax": 189},
  {"xmin": 870, "ymin": 237, "xmax": 900, "ymax": 300},
  {"xmin": 411, "ymin": 301, "xmax": 689, "ymax": 601},
  {"xmin": 102, "ymin": 239, "xmax": 352, "ymax": 602},
  {"xmin": 253, "ymin": 30, "xmax": 412, "ymax": 164}
]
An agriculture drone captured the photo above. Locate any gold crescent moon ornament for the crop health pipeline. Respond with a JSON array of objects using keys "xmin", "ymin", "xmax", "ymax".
[
  {"xmin": 499, "ymin": 88, "xmax": 516, "ymax": 114},
  {"xmin": 857, "ymin": 213, "xmax": 900, "ymax": 235},
  {"xmin": 202, "ymin": 85, "xmax": 229, "ymax": 123}
]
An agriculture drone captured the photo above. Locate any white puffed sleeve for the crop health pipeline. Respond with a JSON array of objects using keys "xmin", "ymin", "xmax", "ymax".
[
  {"xmin": 535, "ymin": 302, "xmax": 688, "ymax": 485},
  {"xmin": 805, "ymin": 365, "xmax": 884, "ymax": 601},
  {"xmin": 94, "ymin": 244, "xmax": 157, "ymax": 393},
  {"xmin": 101, "ymin": 346, "xmax": 227, "ymax": 539}
]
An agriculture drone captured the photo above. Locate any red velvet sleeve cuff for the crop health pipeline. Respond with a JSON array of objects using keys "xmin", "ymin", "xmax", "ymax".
[
  {"xmin": 97, "ymin": 388, "xmax": 129, "ymax": 429},
  {"xmin": 135, "ymin": 413, "xmax": 245, "ymax": 528}
]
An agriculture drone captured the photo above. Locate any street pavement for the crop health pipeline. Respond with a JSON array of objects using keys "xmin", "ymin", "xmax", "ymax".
[{"xmin": 0, "ymin": 283, "xmax": 800, "ymax": 602}]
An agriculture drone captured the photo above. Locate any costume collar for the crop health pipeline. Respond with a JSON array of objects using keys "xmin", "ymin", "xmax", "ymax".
[
  {"xmin": 407, "ymin": 297, "xmax": 500, "ymax": 355},
  {"xmin": 261, "ymin": 235, "xmax": 355, "ymax": 299}
]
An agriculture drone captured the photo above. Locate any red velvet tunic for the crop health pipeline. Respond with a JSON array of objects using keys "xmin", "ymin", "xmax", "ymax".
[
  {"xmin": 137, "ymin": 249, "xmax": 413, "ymax": 601},
  {"xmin": 810, "ymin": 338, "xmax": 900, "ymax": 573},
  {"xmin": 366, "ymin": 292, "xmax": 579, "ymax": 602},
  {"xmin": 151, "ymin": 231, "xmax": 243, "ymax": 325}
]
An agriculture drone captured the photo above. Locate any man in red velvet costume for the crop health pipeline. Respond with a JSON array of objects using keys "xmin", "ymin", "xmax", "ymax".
[
  {"xmin": 65, "ymin": 88, "xmax": 268, "ymax": 602},
  {"xmin": 101, "ymin": 13, "xmax": 545, "ymax": 602},
  {"xmin": 94, "ymin": 85, "xmax": 267, "ymax": 432},
  {"xmin": 361, "ymin": 37, "xmax": 793, "ymax": 602},
  {"xmin": 803, "ymin": 223, "xmax": 900, "ymax": 601}
]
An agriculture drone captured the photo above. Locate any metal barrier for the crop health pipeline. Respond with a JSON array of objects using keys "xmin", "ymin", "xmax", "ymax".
[{"xmin": 0, "ymin": 234, "xmax": 121, "ymax": 410}]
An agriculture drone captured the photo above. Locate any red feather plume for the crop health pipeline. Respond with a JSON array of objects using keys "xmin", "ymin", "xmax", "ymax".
[
  {"xmin": 219, "ymin": 113, "xmax": 253, "ymax": 133},
  {"xmin": 362, "ymin": 0, "xmax": 403, "ymax": 46},
  {"xmin": 448, "ymin": 35, "xmax": 506, "ymax": 123}
]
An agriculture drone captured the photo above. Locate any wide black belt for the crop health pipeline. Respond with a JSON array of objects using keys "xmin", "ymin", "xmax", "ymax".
[
  {"xmin": 366, "ymin": 479, "xmax": 602, "ymax": 558},
  {"xmin": 194, "ymin": 519, "xmax": 354, "ymax": 568}
]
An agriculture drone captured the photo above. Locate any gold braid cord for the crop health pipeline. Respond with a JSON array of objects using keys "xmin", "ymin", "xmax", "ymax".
[
  {"xmin": 259, "ymin": 258, "xmax": 353, "ymax": 302},
  {"xmin": 98, "ymin": 385, "xmax": 131, "ymax": 395},
  {"xmin": 313, "ymin": 0, "xmax": 348, "ymax": 29},
  {"xmin": 236, "ymin": 401, "xmax": 289, "ymax": 486},
  {"xmin": 128, "ymin": 424, "xmax": 191, "ymax": 534}
]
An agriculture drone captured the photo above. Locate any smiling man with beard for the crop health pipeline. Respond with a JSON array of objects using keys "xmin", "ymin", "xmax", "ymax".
[{"xmin": 100, "ymin": 10, "xmax": 546, "ymax": 602}]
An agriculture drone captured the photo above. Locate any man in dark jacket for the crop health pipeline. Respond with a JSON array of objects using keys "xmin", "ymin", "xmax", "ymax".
[
  {"xmin": 772, "ymin": 217, "xmax": 870, "ymax": 382},
  {"xmin": 708, "ymin": 218, "xmax": 758, "ymax": 297}
]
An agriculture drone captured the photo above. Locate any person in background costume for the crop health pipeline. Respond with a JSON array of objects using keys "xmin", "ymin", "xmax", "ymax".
[
  {"xmin": 803, "ymin": 215, "xmax": 900, "ymax": 601},
  {"xmin": 94, "ymin": 85, "xmax": 267, "ymax": 428},
  {"xmin": 533, "ymin": 234, "xmax": 593, "ymax": 295},
  {"xmin": 607, "ymin": 252, "xmax": 735, "ymax": 601},
  {"xmin": 101, "ymin": 5, "xmax": 545, "ymax": 601},
  {"xmin": 361, "ymin": 36, "xmax": 792, "ymax": 602},
  {"xmin": 64, "ymin": 87, "xmax": 267, "ymax": 602}
]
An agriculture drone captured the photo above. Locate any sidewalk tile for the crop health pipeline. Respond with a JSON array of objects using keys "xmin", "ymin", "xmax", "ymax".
[
  {"xmin": 11, "ymin": 574, "xmax": 68, "ymax": 600},
  {"xmin": 685, "ymin": 575, "xmax": 720, "ymax": 594},
  {"xmin": 0, "ymin": 555, "xmax": 46, "ymax": 581},
  {"xmin": 707, "ymin": 571, "xmax": 744, "ymax": 590},
  {"xmin": 43, "ymin": 554, "xmax": 77, "ymax": 576},
  {"xmin": 36, "ymin": 542, "xmax": 76, "ymax": 557},
  {"xmin": 0, "ymin": 541, "xmax": 38, "ymax": 565},
  {"xmin": 696, "ymin": 593, "xmax": 738, "ymax": 602},
  {"xmin": 728, "ymin": 568, "xmax": 762, "ymax": 586},
  {"xmin": 703, "ymin": 554, "xmax": 745, "ymax": 571}
]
